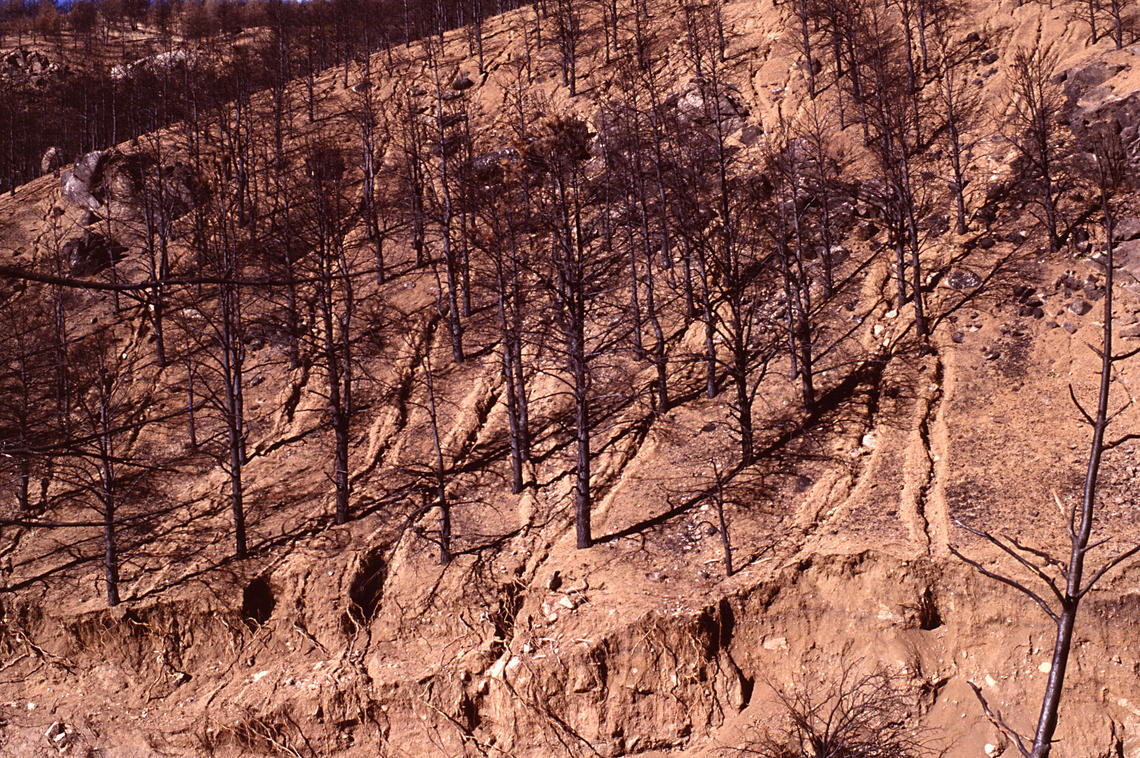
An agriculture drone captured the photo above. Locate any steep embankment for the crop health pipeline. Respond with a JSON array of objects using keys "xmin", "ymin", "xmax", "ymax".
[{"xmin": 2, "ymin": 0, "xmax": 1140, "ymax": 755}]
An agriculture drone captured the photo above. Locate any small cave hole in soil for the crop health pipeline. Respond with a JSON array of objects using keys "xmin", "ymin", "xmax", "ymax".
[
  {"xmin": 917, "ymin": 587, "xmax": 942, "ymax": 630},
  {"xmin": 346, "ymin": 550, "xmax": 387, "ymax": 628},
  {"xmin": 242, "ymin": 576, "xmax": 276, "ymax": 628},
  {"xmin": 740, "ymin": 675, "xmax": 755, "ymax": 709}
]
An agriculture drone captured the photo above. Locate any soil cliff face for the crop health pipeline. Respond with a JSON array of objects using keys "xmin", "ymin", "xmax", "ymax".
[{"xmin": 2, "ymin": 0, "xmax": 1140, "ymax": 754}]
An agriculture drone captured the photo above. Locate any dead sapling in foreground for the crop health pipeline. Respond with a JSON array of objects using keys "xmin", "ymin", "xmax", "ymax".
[{"xmin": 949, "ymin": 136, "xmax": 1140, "ymax": 758}]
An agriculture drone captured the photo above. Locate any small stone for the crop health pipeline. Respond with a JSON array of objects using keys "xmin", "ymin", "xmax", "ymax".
[
  {"xmin": 1069, "ymin": 299, "xmax": 1092, "ymax": 315},
  {"xmin": 762, "ymin": 636, "xmax": 789, "ymax": 651},
  {"xmin": 1119, "ymin": 323, "xmax": 1140, "ymax": 339},
  {"xmin": 557, "ymin": 595, "xmax": 577, "ymax": 610},
  {"xmin": 1033, "ymin": 307, "xmax": 1044, "ymax": 319},
  {"xmin": 981, "ymin": 50, "xmax": 998, "ymax": 65},
  {"xmin": 1063, "ymin": 322, "xmax": 1078, "ymax": 334},
  {"xmin": 546, "ymin": 571, "xmax": 562, "ymax": 591},
  {"xmin": 1038, "ymin": 661, "xmax": 1052, "ymax": 673},
  {"xmin": 951, "ymin": 331, "xmax": 965, "ymax": 343},
  {"xmin": 977, "ymin": 235, "xmax": 996, "ymax": 249},
  {"xmin": 946, "ymin": 269, "xmax": 982, "ymax": 290}
]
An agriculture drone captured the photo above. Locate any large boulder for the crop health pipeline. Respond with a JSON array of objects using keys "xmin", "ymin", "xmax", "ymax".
[
  {"xmin": 666, "ymin": 77, "xmax": 749, "ymax": 134},
  {"xmin": 72, "ymin": 150, "xmax": 106, "ymax": 185},
  {"xmin": 60, "ymin": 150, "xmax": 107, "ymax": 211},
  {"xmin": 1059, "ymin": 58, "xmax": 1140, "ymax": 169},
  {"xmin": 59, "ymin": 149, "xmax": 204, "ymax": 218},
  {"xmin": 61, "ymin": 169, "xmax": 101, "ymax": 211},
  {"xmin": 0, "ymin": 48, "xmax": 63, "ymax": 87},
  {"xmin": 40, "ymin": 146, "xmax": 64, "ymax": 175},
  {"xmin": 110, "ymin": 49, "xmax": 196, "ymax": 82}
]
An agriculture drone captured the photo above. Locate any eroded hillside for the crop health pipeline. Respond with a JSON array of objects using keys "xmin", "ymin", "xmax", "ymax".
[{"xmin": 2, "ymin": 0, "xmax": 1140, "ymax": 756}]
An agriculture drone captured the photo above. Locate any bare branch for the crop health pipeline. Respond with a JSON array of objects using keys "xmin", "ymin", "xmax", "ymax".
[
  {"xmin": 1112, "ymin": 345, "xmax": 1140, "ymax": 362},
  {"xmin": 1068, "ymin": 384, "xmax": 1095, "ymax": 426},
  {"xmin": 1103, "ymin": 433, "xmax": 1140, "ymax": 451},
  {"xmin": 1079, "ymin": 544, "xmax": 1140, "ymax": 600},
  {"xmin": 966, "ymin": 682, "xmax": 1031, "ymax": 758},
  {"xmin": 947, "ymin": 544, "xmax": 1060, "ymax": 622},
  {"xmin": 954, "ymin": 520, "xmax": 1065, "ymax": 603}
]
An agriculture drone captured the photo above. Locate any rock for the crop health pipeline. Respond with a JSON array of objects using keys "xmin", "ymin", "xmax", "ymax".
[
  {"xmin": 762, "ymin": 636, "xmax": 788, "ymax": 651},
  {"xmin": 946, "ymin": 269, "xmax": 982, "ymax": 290},
  {"xmin": 963, "ymin": 31, "xmax": 980, "ymax": 43},
  {"xmin": 980, "ymin": 50, "xmax": 998, "ymax": 65},
  {"xmin": 977, "ymin": 235, "xmax": 996, "ymax": 249},
  {"xmin": 45, "ymin": 721, "xmax": 75, "ymax": 752},
  {"xmin": 1114, "ymin": 217, "xmax": 1140, "ymax": 243},
  {"xmin": 452, "ymin": 71, "xmax": 474, "ymax": 90},
  {"xmin": 61, "ymin": 169, "xmax": 101, "ymax": 211},
  {"xmin": 63, "ymin": 230, "xmax": 126, "ymax": 276},
  {"xmin": 111, "ymin": 49, "xmax": 196, "ymax": 82},
  {"xmin": 73, "ymin": 149, "xmax": 106, "ymax": 184},
  {"xmin": 739, "ymin": 125, "xmax": 762, "ymax": 145},
  {"xmin": 855, "ymin": 220, "xmax": 879, "ymax": 240},
  {"xmin": 1117, "ymin": 240, "xmax": 1140, "ymax": 283},
  {"xmin": 546, "ymin": 571, "xmax": 562, "ymax": 591},
  {"xmin": 951, "ymin": 331, "xmax": 965, "ymax": 343},
  {"xmin": 1063, "ymin": 322, "xmax": 1079, "ymax": 334},
  {"xmin": 1069, "ymin": 299, "xmax": 1092, "ymax": 316},
  {"xmin": 60, "ymin": 150, "xmax": 110, "ymax": 210},
  {"xmin": 40, "ymin": 146, "xmax": 64, "ymax": 175},
  {"xmin": 1064, "ymin": 70, "xmax": 1140, "ymax": 170},
  {"xmin": 1119, "ymin": 323, "xmax": 1140, "ymax": 339},
  {"xmin": 669, "ymin": 77, "xmax": 748, "ymax": 133}
]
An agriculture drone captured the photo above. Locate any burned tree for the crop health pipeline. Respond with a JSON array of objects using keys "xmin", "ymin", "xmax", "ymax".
[
  {"xmin": 951, "ymin": 136, "xmax": 1140, "ymax": 757},
  {"xmin": 298, "ymin": 137, "xmax": 361, "ymax": 526},
  {"xmin": 526, "ymin": 116, "xmax": 615, "ymax": 549},
  {"xmin": 1004, "ymin": 46, "xmax": 1073, "ymax": 255}
]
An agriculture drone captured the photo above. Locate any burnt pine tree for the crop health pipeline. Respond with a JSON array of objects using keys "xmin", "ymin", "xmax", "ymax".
[
  {"xmin": 300, "ymin": 137, "xmax": 360, "ymax": 525},
  {"xmin": 527, "ymin": 116, "xmax": 609, "ymax": 549},
  {"xmin": 1004, "ymin": 46, "xmax": 1073, "ymax": 255},
  {"xmin": 469, "ymin": 149, "xmax": 534, "ymax": 494},
  {"xmin": 189, "ymin": 165, "xmax": 250, "ymax": 559}
]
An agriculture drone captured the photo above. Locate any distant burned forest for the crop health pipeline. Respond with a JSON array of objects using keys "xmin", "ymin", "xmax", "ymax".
[{"xmin": 0, "ymin": 0, "xmax": 530, "ymax": 192}]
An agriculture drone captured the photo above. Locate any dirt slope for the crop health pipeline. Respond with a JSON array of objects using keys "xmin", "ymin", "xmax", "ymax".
[{"xmin": 2, "ymin": 0, "xmax": 1140, "ymax": 756}]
